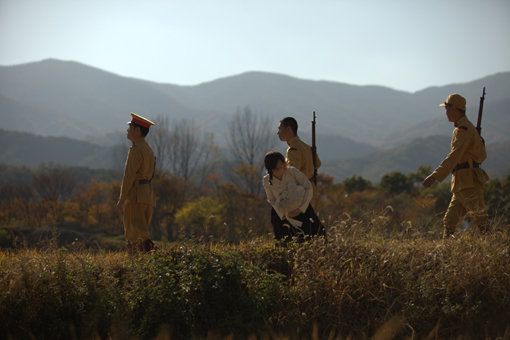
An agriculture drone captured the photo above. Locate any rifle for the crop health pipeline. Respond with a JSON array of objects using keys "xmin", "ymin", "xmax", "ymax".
[
  {"xmin": 311, "ymin": 111, "xmax": 318, "ymax": 185},
  {"xmin": 476, "ymin": 87, "xmax": 486, "ymax": 137}
]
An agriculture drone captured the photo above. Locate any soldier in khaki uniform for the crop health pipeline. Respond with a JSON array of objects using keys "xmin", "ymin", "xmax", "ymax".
[
  {"xmin": 277, "ymin": 117, "xmax": 322, "ymax": 208},
  {"xmin": 117, "ymin": 113, "xmax": 157, "ymax": 253},
  {"xmin": 423, "ymin": 94, "xmax": 490, "ymax": 238}
]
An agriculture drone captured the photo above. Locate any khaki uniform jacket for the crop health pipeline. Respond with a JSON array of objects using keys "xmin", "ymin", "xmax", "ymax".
[
  {"xmin": 431, "ymin": 116, "xmax": 489, "ymax": 193},
  {"xmin": 119, "ymin": 138, "xmax": 156, "ymax": 207},
  {"xmin": 286, "ymin": 136, "xmax": 321, "ymax": 180}
]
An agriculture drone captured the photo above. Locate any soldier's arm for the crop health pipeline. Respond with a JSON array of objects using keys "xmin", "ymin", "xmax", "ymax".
[
  {"xmin": 119, "ymin": 148, "xmax": 142, "ymax": 200},
  {"xmin": 286, "ymin": 147, "xmax": 302, "ymax": 169},
  {"xmin": 431, "ymin": 128, "xmax": 470, "ymax": 182}
]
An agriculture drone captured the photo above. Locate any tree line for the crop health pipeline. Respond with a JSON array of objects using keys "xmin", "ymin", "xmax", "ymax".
[{"xmin": 1, "ymin": 109, "xmax": 509, "ymax": 246}]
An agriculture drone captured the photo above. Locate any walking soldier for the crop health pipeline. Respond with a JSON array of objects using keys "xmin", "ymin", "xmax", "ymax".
[{"xmin": 423, "ymin": 93, "xmax": 490, "ymax": 238}]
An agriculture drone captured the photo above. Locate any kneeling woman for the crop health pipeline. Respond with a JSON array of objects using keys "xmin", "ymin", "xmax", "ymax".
[{"xmin": 263, "ymin": 151, "xmax": 325, "ymax": 241}]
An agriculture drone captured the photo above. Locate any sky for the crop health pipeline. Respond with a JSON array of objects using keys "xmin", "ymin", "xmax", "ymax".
[{"xmin": 1, "ymin": 0, "xmax": 509, "ymax": 92}]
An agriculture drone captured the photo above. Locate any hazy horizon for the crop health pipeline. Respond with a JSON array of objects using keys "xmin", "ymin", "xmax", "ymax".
[{"xmin": 1, "ymin": 0, "xmax": 509, "ymax": 92}]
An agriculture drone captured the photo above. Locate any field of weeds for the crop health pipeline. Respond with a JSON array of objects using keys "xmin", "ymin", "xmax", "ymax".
[{"xmin": 1, "ymin": 223, "xmax": 510, "ymax": 339}]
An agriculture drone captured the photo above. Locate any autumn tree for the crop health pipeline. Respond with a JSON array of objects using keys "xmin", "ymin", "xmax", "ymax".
[
  {"xmin": 32, "ymin": 164, "xmax": 78, "ymax": 224},
  {"xmin": 0, "ymin": 183, "xmax": 39, "ymax": 227},
  {"xmin": 72, "ymin": 180, "xmax": 118, "ymax": 231}
]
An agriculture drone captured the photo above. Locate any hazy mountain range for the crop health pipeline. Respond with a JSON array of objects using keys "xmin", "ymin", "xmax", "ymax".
[
  {"xmin": 1, "ymin": 59, "xmax": 509, "ymax": 182},
  {"xmin": 323, "ymin": 136, "xmax": 510, "ymax": 182}
]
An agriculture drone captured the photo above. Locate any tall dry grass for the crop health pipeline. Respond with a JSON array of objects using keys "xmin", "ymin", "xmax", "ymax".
[{"xmin": 1, "ymin": 216, "xmax": 509, "ymax": 339}]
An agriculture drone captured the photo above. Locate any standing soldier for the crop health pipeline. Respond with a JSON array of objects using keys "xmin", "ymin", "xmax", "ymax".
[
  {"xmin": 117, "ymin": 113, "xmax": 157, "ymax": 253},
  {"xmin": 423, "ymin": 94, "xmax": 490, "ymax": 238},
  {"xmin": 277, "ymin": 117, "xmax": 322, "ymax": 208}
]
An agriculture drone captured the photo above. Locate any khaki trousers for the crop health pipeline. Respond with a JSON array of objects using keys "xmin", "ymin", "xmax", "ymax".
[
  {"xmin": 123, "ymin": 199, "xmax": 154, "ymax": 243},
  {"xmin": 443, "ymin": 184, "xmax": 489, "ymax": 232}
]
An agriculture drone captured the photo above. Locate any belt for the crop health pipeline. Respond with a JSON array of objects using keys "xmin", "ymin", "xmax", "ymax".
[
  {"xmin": 452, "ymin": 161, "xmax": 480, "ymax": 174},
  {"xmin": 138, "ymin": 179, "xmax": 152, "ymax": 184}
]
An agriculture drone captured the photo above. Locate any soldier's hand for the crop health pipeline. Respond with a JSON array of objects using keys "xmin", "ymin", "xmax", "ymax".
[
  {"xmin": 423, "ymin": 175, "xmax": 436, "ymax": 188},
  {"xmin": 116, "ymin": 199, "xmax": 124, "ymax": 213}
]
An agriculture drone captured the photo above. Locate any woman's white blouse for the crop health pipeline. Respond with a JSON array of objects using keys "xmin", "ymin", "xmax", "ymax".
[{"xmin": 262, "ymin": 166, "xmax": 313, "ymax": 227}]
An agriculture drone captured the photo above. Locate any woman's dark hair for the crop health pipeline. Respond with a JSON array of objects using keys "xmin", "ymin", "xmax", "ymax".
[{"xmin": 264, "ymin": 151, "xmax": 285, "ymax": 185}]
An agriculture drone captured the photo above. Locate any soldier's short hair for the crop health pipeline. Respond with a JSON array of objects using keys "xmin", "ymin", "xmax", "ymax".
[
  {"xmin": 280, "ymin": 117, "xmax": 298, "ymax": 135},
  {"xmin": 131, "ymin": 123, "xmax": 150, "ymax": 137}
]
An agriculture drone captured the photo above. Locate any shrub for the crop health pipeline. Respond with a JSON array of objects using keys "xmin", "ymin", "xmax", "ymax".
[{"xmin": 175, "ymin": 197, "xmax": 226, "ymax": 240}]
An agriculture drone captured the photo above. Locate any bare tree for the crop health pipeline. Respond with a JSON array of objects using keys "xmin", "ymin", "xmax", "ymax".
[
  {"xmin": 227, "ymin": 107, "xmax": 276, "ymax": 194},
  {"xmin": 112, "ymin": 133, "xmax": 130, "ymax": 172},
  {"xmin": 195, "ymin": 132, "xmax": 220, "ymax": 188},
  {"xmin": 165, "ymin": 119, "xmax": 218, "ymax": 196},
  {"xmin": 149, "ymin": 115, "xmax": 171, "ymax": 173},
  {"xmin": 33, "ymin": 163, "xmax": 77, "ymax": 202},
  {"xmin": 167, "ymin": 119, "xmax": 198, "ymax": 182}
]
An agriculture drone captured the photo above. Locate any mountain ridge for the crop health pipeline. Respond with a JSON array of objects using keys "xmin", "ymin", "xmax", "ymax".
[
  {"xmin": 2, "ymin": 59, "xmax": 508, "ymax": 148},
  {"xmin": 322, "ymin": 135, "xmax": 510, "ymax": 182}
]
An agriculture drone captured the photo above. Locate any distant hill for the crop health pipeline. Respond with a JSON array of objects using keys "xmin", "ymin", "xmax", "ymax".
[
  {"xmin": 382, "ymin": 96, "xmax": 510, "ymax": 147},
  {"xmin": 298, "ymin": 132, "xmax": 380, "ymax": 161},
  {"xmin": 0, "ymin": 163, "xmax": 121, "ymax": 186},
  {"xmin": 2, "ymin": 128, "xmax": 508, "ymax": 183},
  {"xmin": 0, "ymin": 59, "xmax": 206, "ymax": 140},
  {"xmin": 485, "ymin": 140, "xmax": 510, "ymax": 179},
  {"xmin": 1, "ymin": 127, "xmax": 378, "ymax": 169},
  {"xmin": 322, "ymin": 135, "xmax": 510, "ymax": 183},
  {"xmin": 0, "ymin": 129, "xmax": 122, "ymax": 169},
  {"xmin": 1, "ymin": 59, "xmax": 509, "ymax": 148}
]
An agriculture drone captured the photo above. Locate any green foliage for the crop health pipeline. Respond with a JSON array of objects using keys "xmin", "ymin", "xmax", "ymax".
[
  {"xmin": 485, "ymin": 174, "xmax": 510, "ymax": 224},
  {"xmin": 0, "ymin": 229, "xmax": 12, "ymax": 247},
  {"xmin": 175, "ymin": 196, "xmax": 226, "ymax": 239},
  {"xmin": 0, "ymin": 246, "xmax": 285, "ymax": 339},
  {"xmin": 407, "ymin": 165, "xmax": 432, "ymax": 186},
  {"xmin": 342, "ymin": 175, "xmax": 373, "ymax": 194},
  {"xmin": 380, "ymin": 171, "xmax": 413, "ymax": 194},
  {"xmin": 0, "ymin": 249, "xmax": 121, "ymax": 339}
]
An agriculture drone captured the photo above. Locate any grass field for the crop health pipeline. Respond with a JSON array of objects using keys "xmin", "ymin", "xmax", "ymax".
[{"xmin": 1, "ymin": 223, "xmax": 510, "ymax": 339}]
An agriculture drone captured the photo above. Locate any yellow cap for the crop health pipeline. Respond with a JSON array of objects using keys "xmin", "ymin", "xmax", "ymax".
[
  {"xmin": 127, "ymin": 112, "xmax": 155, "ymax": 128},
  {"xmin": 439, "ymin": 93, "xmax": 466, "ymax": 111}
]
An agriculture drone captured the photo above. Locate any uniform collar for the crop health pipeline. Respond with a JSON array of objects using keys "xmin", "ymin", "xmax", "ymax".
[
  {"xmin": 131, "ymin": 137, "xmax": 146, "ymax": 147},
  {"xmin": 287, "ymin": 135, "xmax": 299, "ymax": 146},
  {"xmin": 454, "ymin": 116, "xmax": 467, "ymax": 127}
]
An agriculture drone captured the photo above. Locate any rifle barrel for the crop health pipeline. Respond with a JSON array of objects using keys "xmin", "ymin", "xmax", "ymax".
[
  {"xmin": 311, "ymin": 111, "xmax": 317, "ymax": 185},
  {"xmin": 476, "ymin": 87, "xmax": 486, "ymax": 135}
]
